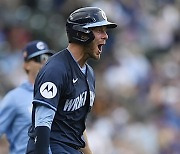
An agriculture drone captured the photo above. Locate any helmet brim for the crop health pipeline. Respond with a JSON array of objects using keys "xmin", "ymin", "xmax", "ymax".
[{"xmin": 83, "ymin": 20, "xmax": 117, "ymax": 29}]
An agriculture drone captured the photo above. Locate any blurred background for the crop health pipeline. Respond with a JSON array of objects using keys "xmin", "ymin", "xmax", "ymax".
[{"xmin": 0, "ymin": 0, "xmax": 180, "ymax": 154}]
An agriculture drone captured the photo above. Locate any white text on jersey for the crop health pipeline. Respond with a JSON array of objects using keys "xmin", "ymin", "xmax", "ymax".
[{"xmin": 63, "ymin": 91, "xmax": 95, "ymax": 111}]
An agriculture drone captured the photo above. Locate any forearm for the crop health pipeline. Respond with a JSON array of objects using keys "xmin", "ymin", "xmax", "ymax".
[
  {"xmin": 35, "ymin": 126, "xmax": 50, "ymax": 154},
  {"xmin": 80, "ymin": 130, "xmax": 93, "ymax": 154},
  {"xmin": 34, "ymin": 105, "xmax": 55, "ymax": 154}
]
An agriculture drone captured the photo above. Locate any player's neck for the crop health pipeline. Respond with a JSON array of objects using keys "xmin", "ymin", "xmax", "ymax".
[
  {"xmin": 28, "ymin": 77, "xmax": 35, "ymax": 85},
  {"xmin": 27, "ymin": 73, "xmax": 36, "ymax": 85},
  {"xmin": 67, "ymin": 43, "xmax": 88, "ymax": 68}
]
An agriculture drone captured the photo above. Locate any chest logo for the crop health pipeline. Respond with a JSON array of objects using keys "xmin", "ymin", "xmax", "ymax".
[
  {"xmin": 40, "ymin": 82, "xmax": 57, "ymax": 99},
  {"xmin": 73, "ymin": 78, "xmax": 78, "ymax": 84}
]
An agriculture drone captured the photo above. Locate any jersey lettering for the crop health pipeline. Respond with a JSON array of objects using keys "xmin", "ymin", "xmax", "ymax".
[
  {"xmin": 63, "ymin": 91, "xmax": 95, "ymax": 111},
  {"xmin": 63, "ymin": 91, "xmax": 87, "ymax": 111},
  {"xmin": 90, "ymin": 91, "xmax": 95, "ymax": 106}
]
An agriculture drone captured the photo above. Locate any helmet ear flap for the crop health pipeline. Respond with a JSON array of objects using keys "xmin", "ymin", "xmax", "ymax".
[
  {"xmin": 67, "ymin": 23, "xmax": 95, "ymax": 44},
  {"xmin": 78, "ymin": 31, "xmax": 95, "ymax": 44}
]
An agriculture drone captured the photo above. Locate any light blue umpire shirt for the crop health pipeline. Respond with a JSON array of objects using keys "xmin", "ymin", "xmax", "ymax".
[{"xmin": 0, "ymin": 81, "xmax": 33, "ymax": 154}]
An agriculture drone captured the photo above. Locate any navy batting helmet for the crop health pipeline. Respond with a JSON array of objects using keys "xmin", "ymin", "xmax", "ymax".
[{"xmin": 66, "ymin": 7, "xmax": 117, "ymax": 44}]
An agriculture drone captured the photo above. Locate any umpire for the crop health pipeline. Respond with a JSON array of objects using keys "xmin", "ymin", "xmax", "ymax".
[
  {"xmin": 0, "ymin": 40, "xmax": 54, "ymax": 154},
  {"xmin": 26, "ymin": 7, "xmax": 117, "ymax": 154}
]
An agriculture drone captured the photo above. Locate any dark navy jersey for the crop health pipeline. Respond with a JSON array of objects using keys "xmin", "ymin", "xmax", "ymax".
[{"xmin": 33, "ymin": 49, "xmax": 95, "ymax": 148}]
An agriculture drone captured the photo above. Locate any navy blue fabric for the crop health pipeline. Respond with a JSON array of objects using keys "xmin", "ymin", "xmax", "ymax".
[
  {"xmin": 22, "ymin": 40, "xmax": 53, "ymax": 60},
  {"xmin": 32, "ymin": 49, "xmax": 95, "ymax": 149},
  {"xmin": 35, "ymin": 126, "xmax": 50, "ymax": 154},
  {"xmin": 50, "ymin": 141, "xmax": 82, "ymax": 154}
]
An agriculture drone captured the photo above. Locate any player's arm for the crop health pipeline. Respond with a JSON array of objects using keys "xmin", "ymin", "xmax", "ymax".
[
  {"xmin": 34, "ymin": 105, "xmax": 55, "ymax": 154},
  {"xmin": 80, "ymin": 130, "xmax": 93, "ymax": 154},
  {"xmin": 34, "ymin": 126, "xmax": 50, "ymax": 154}
]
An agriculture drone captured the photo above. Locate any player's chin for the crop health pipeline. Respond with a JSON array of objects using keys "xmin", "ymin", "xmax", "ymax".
[
  {"xmin": 94, "ymin": 53, "xmax": 101, "ymax": 60},
  {"xmin": 90, "ymin": 49, "xmax": 101, "ymax": 60}
]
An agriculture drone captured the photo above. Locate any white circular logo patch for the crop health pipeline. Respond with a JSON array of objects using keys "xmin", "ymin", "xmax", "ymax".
[
  {"xmin": 36, "ymin": 42, "xmax": 46, "ymax": 50},
  {"xmin": 40, "ymin": 82, "xmax": 57, "ymax": 99}
]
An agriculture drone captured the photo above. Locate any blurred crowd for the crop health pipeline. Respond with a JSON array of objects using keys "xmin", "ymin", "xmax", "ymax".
[{"xmin": 0, "ymin": 0, "xmax": 180, "ymax": 154}]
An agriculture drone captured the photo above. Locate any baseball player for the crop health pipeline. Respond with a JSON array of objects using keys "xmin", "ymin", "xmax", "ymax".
[
  {"xmin": 26, "ymin": 7, "xmax": 117, "ymax": 154},
  {"xmin": 0, "ymin": 40, "xmax": 54, "ymax": 154}
]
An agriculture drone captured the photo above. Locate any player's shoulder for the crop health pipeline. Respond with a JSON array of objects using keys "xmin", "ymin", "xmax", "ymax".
[
  {"xmin": 86, "ymin": 63, "xmax": 94, "ymax": 76},
  {"xmin": 86, "ymin": 63, "xmax": 93, "ymax": 71},
  {"xmin": 43, "ymin": 49, "xmax": 70, "ymax": 72},
  {"xmin": 36, "ymin": 49, "xmax": 71, "ymax": 81},
  {"xmin": 5, "ymin": 85, "xmax": 24, "ymax": 97}
]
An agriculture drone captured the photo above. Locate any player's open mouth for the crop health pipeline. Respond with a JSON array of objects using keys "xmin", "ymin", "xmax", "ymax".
[{"xmin": 98, "ymin": 44, "xmax": 103, "ymax": 52}]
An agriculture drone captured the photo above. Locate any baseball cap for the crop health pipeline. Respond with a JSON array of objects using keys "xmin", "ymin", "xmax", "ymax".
[{"xmin": 23, "ymin": 40, "xmax": 54, "ymax": 61}]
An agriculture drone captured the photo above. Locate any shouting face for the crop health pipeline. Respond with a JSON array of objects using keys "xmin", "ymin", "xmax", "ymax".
[{"xmin": 85, "ymin": 26, "xmax": 108, "ymax": 60}]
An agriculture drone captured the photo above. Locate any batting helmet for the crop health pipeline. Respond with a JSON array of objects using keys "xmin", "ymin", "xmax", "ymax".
[{"xmin": 66, "ymin": 7, "xmax": 117, "ymax": 44}]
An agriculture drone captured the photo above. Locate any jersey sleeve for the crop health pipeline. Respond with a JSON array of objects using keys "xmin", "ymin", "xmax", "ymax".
[{"xmin": 33, "ymin": 62, "xmax": 67, "ymax": 111}]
